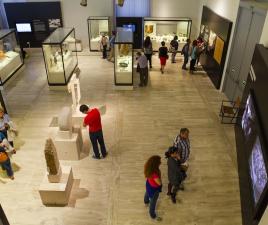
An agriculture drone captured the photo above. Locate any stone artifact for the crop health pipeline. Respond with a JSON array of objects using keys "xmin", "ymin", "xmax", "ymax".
[
  {"xmin": 44, "ymin": 138, "xmax": 60, "ymax": 175},
  {"xmin": 119, "ymin": 44, "xmax": 130, "ymax": 56},
  {"xmin": 58, "ymin": 107, "xmax": 72, "ymax": 131},
  {"xmin": 68, "ymin": 74, "xmax": 81, "ymax": 112}
]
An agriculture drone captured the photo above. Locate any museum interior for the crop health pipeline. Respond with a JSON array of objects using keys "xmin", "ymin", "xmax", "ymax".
[{"xmin": 0, "ymin": 0, "xmax": 268, "ymax": 225}]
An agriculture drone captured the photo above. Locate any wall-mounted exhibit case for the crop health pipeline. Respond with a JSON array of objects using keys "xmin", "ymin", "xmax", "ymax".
[
  {"xmin": 144, "ymin": 17, "xmax": 192, "ymax": 52},
  {"xmin": 235, "ymin": 45, "xmax": 268, "ymax": 225},
  {"xmin": 199, "ymin": 6, "xmax": 232, "ymax": 89},
  {"xmin": 114, "ymin": 29, "xmax": 133, "ymax": 86},
  {"xmin": 0, "ymin": 29, "xmax": 23, "ymax": 85},
  {"xmin": 87, "ymin": 17, "xmax": 109, "ymax": 51},
  {"xmin": 42, "ymin": 28, "xmax": 78, "ymax": 86}
]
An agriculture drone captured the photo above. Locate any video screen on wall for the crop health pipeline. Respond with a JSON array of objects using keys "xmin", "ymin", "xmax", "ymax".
[
  {"xmin": 249, "ymin": 136, "xmax": 268, "ymax": 204},
  {"xmin": 15, "ymin": 23, "xmax": 32, "ymax": 32},
  {"xmin": 242, "ymin": 94, "xmax": 256, "ymax": 141}
]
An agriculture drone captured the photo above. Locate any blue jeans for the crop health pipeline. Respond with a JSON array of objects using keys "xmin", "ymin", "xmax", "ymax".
[
  {"xmin": 144, "ymin": 190, "xmax": 159, "ymax": 219},
  {"xmin": 1, "ymin": 159, "xmax": 13, "ymax": 177},
  {"xmin": 89, "ymin": 130, "xmax": 107, "ymax": 158}
]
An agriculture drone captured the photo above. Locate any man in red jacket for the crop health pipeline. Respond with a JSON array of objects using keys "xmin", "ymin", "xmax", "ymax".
[{"xmin": 80, "ymin": 104, "xmax": 107, "ymax": 159}]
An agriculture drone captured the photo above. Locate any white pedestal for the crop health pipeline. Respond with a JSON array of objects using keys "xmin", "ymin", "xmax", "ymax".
[
  {"xmin": 39, "ymin": 165, "xmax": 74, "ymax": 206},
  {"xmin": 72, "ymin": 107, "xmax": 84, "ymax": 127},
  {"xmin": 54, "ymin": 131, "xmax": 82, "ymax": 160}
]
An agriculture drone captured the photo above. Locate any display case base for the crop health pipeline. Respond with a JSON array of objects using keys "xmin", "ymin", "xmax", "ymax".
[
  {"xmin": 48, "ymin": 85, "xmax": 68, "ymax": 91},
  {"xmin": 114, "ymin": 85, "xmax": 133, "ymax": 90},
  {"xmin": 39, "ymin": 165, "xmax": 74, "ymax": 206}
]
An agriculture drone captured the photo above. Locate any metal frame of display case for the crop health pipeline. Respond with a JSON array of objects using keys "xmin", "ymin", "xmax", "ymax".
[
  {"xmin": 42, "ymin": 27, "xmax": 78, "ymax": 86},
  {"xmin": 143, "ymin": 17, "xmax": 192, "ymax": 52},
  {"xmin": 87, "ymin": 16, "xmax": 110, "ymax": 52},
  {"xmin": 0, "ymin": 29, "xmax": 23, "ymax": 85},
  {"xmin": 114, "ymin": 29, "xmax": 134, "ymax": 86}
]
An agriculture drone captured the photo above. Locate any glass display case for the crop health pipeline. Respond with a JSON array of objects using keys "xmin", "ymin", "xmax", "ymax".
[
  {"xmin": 114, "ymin": 28, "xmax": 133, "ymax": 86},
  {"xmin": 0, "ymin": 29, "xmax": 23, "ymax": 84},
  {"xmin": 144, "ymin": 17, "xmax": 192, "ymax": 52},
  {"xmin": 87, "ymin": 16, "xmax": 110, "ymax": 51},
  {"xmin": 42, "ymin": 28, "xmax": 78, "ymax": 86}
]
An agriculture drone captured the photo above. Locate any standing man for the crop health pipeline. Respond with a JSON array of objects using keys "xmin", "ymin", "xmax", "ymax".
[
  {"xmin": 100, "ymin": 35, "xmax": 108, "ymax": 59},
  {"xmin": 170, "ymin": 35, "xmax": 179, "ymax": 63},
  {"xmin": 80, "ymin": 104, "xmax": 107, "ymax": 159},
  {"xmin": 108, "ymin": 31, "xmax": 116, "ymax": 62},
  {"xmin": 181, "ymin": 38, "xmax": 191, "ymax": 70},
  {"xmin": 136, "ymin": 52, "xmax": 149, "ymax": 87}
]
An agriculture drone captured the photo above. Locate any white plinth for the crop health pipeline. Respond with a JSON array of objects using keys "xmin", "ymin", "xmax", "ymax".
[
  {"xmin": 39, "ymin": 165, "xmax": 74, "ymax": 206},
  {"xmin": 54, "ymin": 132, "xmax": 82, "ymax": 160},
  {"xmin": 72, "ymin": 107, "xmax": 84, "ymax": 127}
]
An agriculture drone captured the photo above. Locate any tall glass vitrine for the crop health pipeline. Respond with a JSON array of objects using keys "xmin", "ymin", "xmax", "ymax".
[
  {"xmin": 42, "ymin": 28, "xmax": 78, "ymax": 86},
  {"xmin": 114, "ymin": 29, "xmax": 133, "ymax": 86},
  {"xmin": 144, "ymin": 18, "xmax": 192, "ymax": 51},
  {"xmin": 0, "ymin": 29, "xmax": 23, "ymax": 84},
  {"xmin": 87, "ymin": 16, "xmax": 110, "ymax": 51}
]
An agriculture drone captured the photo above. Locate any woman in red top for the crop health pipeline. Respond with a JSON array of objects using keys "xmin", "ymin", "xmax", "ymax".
[
  {"xmin": 144, "ymin": 155, "xmax": 162, "ymax": 221},
  {"xmin": 158, "ymin": 41, "xmax": 168, "ymax": 74}
]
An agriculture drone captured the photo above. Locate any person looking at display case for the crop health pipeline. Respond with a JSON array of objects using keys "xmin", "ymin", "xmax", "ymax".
[
  {"xmin": 170, "ymin": 35, "xmax": 179, "ymax": 63},
  {"xmin": 144, "ymin": 36, "xmax": 153, "ymax": 69},
  {"xmin": 136, "ymin": 52, "xmax": 149, "ymax": 87},
  {"xmin": 80, "ymin": 104, "xmax": 107, "ymax": 159},
  {"xmin": 189, "ymin": 40, "xmax": 198, "ymax": 74},
  {"xmin": 108, "ymin": 31, "xmax": 116, "ymax": 62},
  {"xmin": 181, "ymin": 38, "xmax": 191, "ymax": 70},
  {"xmin": 158, "ymin": 41, "xmax": 168, "ymax": 74},
  {"xmin": 144, "ymin": 155, "xmax": 162, "ymax": 221},
  {"xmin": 100, "ymin": 35, "xmax": 108, "ymax": 59}
]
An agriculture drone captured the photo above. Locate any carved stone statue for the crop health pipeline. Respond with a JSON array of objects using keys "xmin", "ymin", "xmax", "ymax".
[
  {"xmin": 44, "ymin": 138, "xmax": 59, "ymax": 175},
  {"xmin": 68, "ymin": 72, "xmax": 81, "ymax": 112}
]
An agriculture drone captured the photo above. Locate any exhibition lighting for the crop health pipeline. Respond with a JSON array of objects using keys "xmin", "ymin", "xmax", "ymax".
[
  {"xmin": 80, "ymin": 0, "xmax": 87, "ymax": 7},
  {"xmin": 117, "ymin": 0, "xmax": 124, "ymax": 7}
]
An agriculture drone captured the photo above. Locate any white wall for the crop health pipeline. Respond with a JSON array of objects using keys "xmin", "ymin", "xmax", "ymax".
[
  {"xmin": 150, "ymin": 0, "xmax": 202, "ymax": 39},
  {"xmin": 0, "ymin": 0, "xmax": 113, "ymax": 47}
]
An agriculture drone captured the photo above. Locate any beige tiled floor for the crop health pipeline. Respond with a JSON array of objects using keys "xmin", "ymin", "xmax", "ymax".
[{"xmin": 0, "ymin": 52, "xmax": 241, "ymax": 225}]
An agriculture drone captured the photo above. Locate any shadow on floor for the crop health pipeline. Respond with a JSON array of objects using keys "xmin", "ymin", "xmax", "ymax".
[{"xmin": 68, "ymin": 179, "xmax": 89, "ymax": 208}]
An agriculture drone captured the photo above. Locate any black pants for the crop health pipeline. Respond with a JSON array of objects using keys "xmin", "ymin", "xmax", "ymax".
[
  {"xmin": 102, "ymin": 45, "xmax": 107, "ymax": 59},
  {"xmin": 139, "ymin": 67, "xmax": 148, "ymax": 86},
  {"xmin": 190, "ymin": 59, "xmax": 196, "ymax": 71},
  {"xmin": 145, "ymin": 54, "xmax": 152, "ymax": 67},
  {"xmin": 182, "ymin": 55, "xmax": 189, "ymax": 69},
  {"xmin": 89, "ymin": 130, "xmax": 107, "ymax": 158}
]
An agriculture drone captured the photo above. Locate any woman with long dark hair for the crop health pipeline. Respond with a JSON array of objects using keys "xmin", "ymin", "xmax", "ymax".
[
  {"xmin": 190, "ymin": 40, "xmax": 198, "ymax": 74},
  {"xmin": 144, "ymin": 155, "xmax": 162, "ymax": 221},
  {"xmin": 144, "ymin": 36, "xmax": 153, "ymax": 68}
]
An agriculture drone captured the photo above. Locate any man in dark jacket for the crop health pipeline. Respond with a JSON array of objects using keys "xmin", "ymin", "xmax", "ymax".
[
  {"xmin": 181, "ymin": 39, "xmax": 191, "ymax": 70},
  {"xmin": 167, "ymin": 147, "xmax": 184, "ymax": 203}
]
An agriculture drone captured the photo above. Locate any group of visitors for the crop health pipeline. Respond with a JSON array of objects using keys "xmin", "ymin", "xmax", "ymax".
[
  {"xmin": 0, "ymin": 106, "xmax": 17, "ymax": 180},
  {"xmin": 144, "ymin": 128, "xmax": 190, "ymax": 221}
]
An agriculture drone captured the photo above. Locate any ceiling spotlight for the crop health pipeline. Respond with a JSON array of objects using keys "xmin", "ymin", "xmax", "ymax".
[{"xmin": 80, "ymin": 0, "xmax": 87, "ymax": 7}]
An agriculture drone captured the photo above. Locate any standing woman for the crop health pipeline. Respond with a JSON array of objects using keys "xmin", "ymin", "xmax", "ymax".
[
  {"xmin": 100, "ymin": 35, "xmax": 108, "ymax": 59},
  {"xmin": 144, "ymin": 155, "xmax": 162, "ymax": 221},
  {"xmin": 189, "ymin": 40, "xmax": 198, "ymax": 74},
  {"xmin": 144, "ymin": 36, "xmax": 153, "ymax": 68},
  {"xmin": 158, "ymin": 41, "xmax": 168, "ymax": 74}
]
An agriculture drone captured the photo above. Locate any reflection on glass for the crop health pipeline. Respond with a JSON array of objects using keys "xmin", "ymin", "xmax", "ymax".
[
  {"xmin": 144, "ymin": 19, "xmax": 191, "ymax": 51},
  {"xmin": 249, "ymin": 137, "xmax": 268, "ymax": 204},
  {"xmin": 242, "ymin": 95, "xmax": 256, "ymax": 140},
  {"xmin": 0, "ymin": 29, "xmax": 23, "ymax": 84}
]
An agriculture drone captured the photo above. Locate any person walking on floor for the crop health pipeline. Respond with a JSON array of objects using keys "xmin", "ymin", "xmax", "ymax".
[
  {"xmin": 144, "ymin": 155, "xmax": 162, "ymax": 221},
  {"xmin": 100, "ymin": 35, "xmax": 108, "ymax": 59},
  {"xmin": 189, "ymin": 40, "xmax": 198, "ymax": 74},
  {"xmin": 181, "ymin": 38, "xmax": 191, "ymax": 70},
  {"xmin": 136, "ymin": 52, "xmax": 149, "ymax": 87},
  {"xmin": 166, "ymin": 146, "xmax": 184, "ymax": 203},
  {"xmin": 144, "ymin": 36, "xmax": 153, "ymax": 68},
  {"xmin": 158, "ymin": 41, "xmax": 168, "ymax": 74},
  {"xmin": 80, "ymin": 104, "xmax": 107, "ymax": 159},
  {"xmin": 170, "ymin": 35, "xmax": 179, "ymax": 63}
]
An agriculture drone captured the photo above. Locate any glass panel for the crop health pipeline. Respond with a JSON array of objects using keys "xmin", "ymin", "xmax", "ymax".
[
  {"xmin": 43, "ymin": 44, "xmax": 65, "ymax": 84},
  {"xmin": 0, "ymin": 30, "xmax": 23, "ymax": 83},
  {"xmin": 89, "ymin": 19, "xmax": 109, "ymax": 51},
  {"xmin": 144, "ymin": 20, "xmax": 190, "ymax": 51},
  {"xmin": 63, "ymin": 30, "xmax": 78, "ymax": 82},
  {"xmin": 43, "ymin": 28, "xmax": 73, "ymax": 44},
  {"xmin": 115, "ymin": 43, "xmax": 132, "ymax": 84}
]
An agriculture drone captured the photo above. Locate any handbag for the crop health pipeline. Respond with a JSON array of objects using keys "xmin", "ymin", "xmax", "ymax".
[{"xmin": 0, "ymin": 152, "xmax": 8, "ymax": 163}]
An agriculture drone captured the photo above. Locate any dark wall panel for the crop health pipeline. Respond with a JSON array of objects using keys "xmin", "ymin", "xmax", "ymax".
[{"xmin": 4, "ymin": 2, "xmax": 63, "ymax": 48}]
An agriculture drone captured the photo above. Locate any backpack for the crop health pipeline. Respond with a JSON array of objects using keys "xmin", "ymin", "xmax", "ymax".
[{"xmin": 0, "ymin": 152, "xmax": 8, "ymax": 163}]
